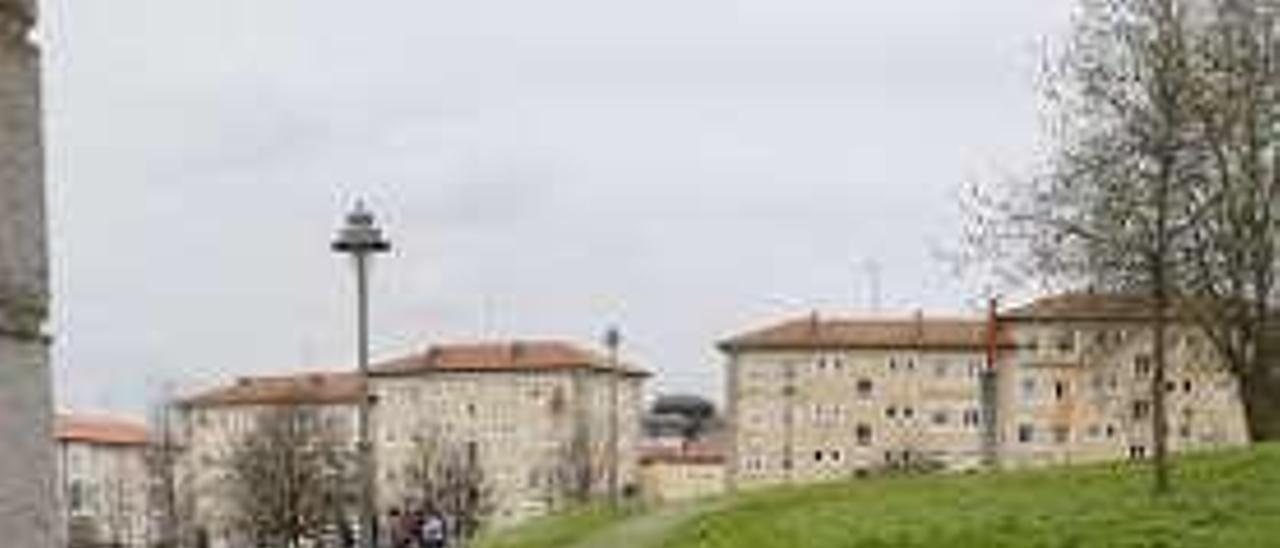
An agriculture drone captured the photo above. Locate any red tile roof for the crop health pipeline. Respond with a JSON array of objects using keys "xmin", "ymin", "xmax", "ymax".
[
  {"xmin": 180, "ymin": 372, "xmax": 365, "ymax": 408},
  {"xmin": 720, "ymin": 313, "xmax": 1005, "ymax": 352},
  {"xmin": 372, "ymin": 340, "xmax": 650, "ymax": 377},
  {"xmin": 640, "ymin": 441, "xmax": 726, "ymax": 466},
  {"xmin": 999, "ymin": 292, "xmax": 1220, "ymax": 322},
  {"xmin": 55, "ymin": 414, "xmax": 150, "ymax": 446}
]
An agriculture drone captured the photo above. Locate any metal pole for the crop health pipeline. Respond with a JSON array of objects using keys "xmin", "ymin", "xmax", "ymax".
[
  {"xmin": 605, "ymin": 329, "xmax": 620, "ymax": 508},
  {"xmin": 356, "ymin": 253, "xmax": 377, "ymax": 548}
]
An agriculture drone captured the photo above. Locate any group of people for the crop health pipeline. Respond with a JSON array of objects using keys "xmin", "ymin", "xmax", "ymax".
[{"xmin": 388, "ymin": 506, "xmax": 450, "ymax": 548}]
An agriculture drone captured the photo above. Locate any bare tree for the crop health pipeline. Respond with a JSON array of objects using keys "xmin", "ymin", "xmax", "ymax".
[
  {"xmin": 395, "ymin": 435, "xmax": 492, "ymax": 543},
  {"xmin": 968, "ymin": 0, "xmax": 1210, "ymax": 493},
  {"xmin": 1178, "ymin": 0, "xmax": 1280, "ymax": 441},
  {"xmin": 224, "ymin": 406, "xmax": 356, "ymax": 548}
]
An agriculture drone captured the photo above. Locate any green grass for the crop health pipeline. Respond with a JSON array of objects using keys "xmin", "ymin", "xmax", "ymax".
[
  {"xmin": 666, "ymin": 446, "xmax": 1280, "ymax": 548},
  {"xmin": 485, "ymin": 444, "xmax": 1280, "ymax": 548},
  {"xmin": 475, "ymin": 504, "xmax": 639, "ymax": 548}
]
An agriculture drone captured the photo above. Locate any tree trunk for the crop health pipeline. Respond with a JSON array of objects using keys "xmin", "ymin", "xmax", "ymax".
[
  {"xmin": 1242, "ymin": 324, "xmax": 1280, "ymax": 441},
  {"xmin": 1151, "ymin": 283, "xmax": 1172, "ymax": 494}
]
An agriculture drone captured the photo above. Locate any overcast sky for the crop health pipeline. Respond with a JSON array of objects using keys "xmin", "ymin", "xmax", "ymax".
[{"xmin": 40, "ymin": 0, "xmax": 1076, "ymax": 414}]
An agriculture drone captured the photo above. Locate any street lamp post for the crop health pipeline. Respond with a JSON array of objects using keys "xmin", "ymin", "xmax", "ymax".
[
  {"xmin": 603, "ymin": 326, "xmax": 622, "ymax": 508},
  {"xmin": 332, "ymin": 201, "xmax": 391, "ymax": 548}
]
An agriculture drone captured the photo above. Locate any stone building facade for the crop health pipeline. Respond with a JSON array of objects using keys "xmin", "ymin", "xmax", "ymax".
[
  {"xmin": 993, "ymin": 294, "xmax": 1250, "ymax": 468},
  {"xmin": 175, "ymin": 372, "xmax": 363, "ymax": 548},
  {"xmin": 56, "ymin": 414, "xmax": 153, "ymax": 548},
  {"xmin": 370, "ymin": 340, "xmax": 648, "ymax": 525},
  {"xmin": 722, "ymin": 314, "xmax": 995, "ymax": 489},
  {"xmin": 0, "ymin": 0, "xmax": 59, "ymax": 544},
  {"xmin": 720, "ymin": 294, "xmax": 1250, "ymax": 490},
  {"xmin": 175, "ymin": 339, "xmax": 647, "ymax": 545},
  {"xmin": 638, "ymin": 442, "xmax": 726, "ymax": 503}
]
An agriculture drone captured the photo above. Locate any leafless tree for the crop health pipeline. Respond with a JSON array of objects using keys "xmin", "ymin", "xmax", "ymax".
[
  {"xmin": 1178, "ymin": 0, "xmax": 1280, "ymax": 441},
  {"xmin": 224, "ymin": 406, "xmax": 356, "ymax": 548},
  {"xmin": 395, "ymin": 435, "xmax": 492, "ymax": 543},
  {"xmin": 967, "ymin": 0, "xmax": 1210, "ymax": 493}
]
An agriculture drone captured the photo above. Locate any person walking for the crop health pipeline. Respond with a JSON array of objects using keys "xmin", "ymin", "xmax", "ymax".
[{"xmin": 420, "ymin": 507, "xmax": 448, "ymax": 548}]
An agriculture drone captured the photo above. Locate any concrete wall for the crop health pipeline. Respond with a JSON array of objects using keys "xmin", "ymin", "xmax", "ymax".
[{"xmin": 0, "ymin": 2, "xmax": 58, "ymax": 546}]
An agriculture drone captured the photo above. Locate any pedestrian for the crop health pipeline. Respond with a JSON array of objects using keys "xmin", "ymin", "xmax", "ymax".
[
  {"xmin": 388, "ymin": 508, "xmax": 404, "ymax": 548},
  {"xmin": 420, "ymin": 506, "xmax": 448, "ymax": 548}
]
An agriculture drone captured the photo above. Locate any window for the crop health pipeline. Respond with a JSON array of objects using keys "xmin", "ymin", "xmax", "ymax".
[
  {"xmin": 1179, "ymin": 424, "xmax": 1192, "ymax": 439},
  {"xmin": 902, "ymin": 406, "xmax": 915, "ymax": 420},
  {"xmin": 1054, "ymin": 381, "xmax": 1067, "ymax": 401},
  {"xmin": 1086, "ymin": 424, "xmax": 1102, "ymax": 439},
  {"xmin": 1105, "ymin": 424, "xmax": 1117, "ymax": 438},
  {"xmin": 1129, "ymin": 445, "xmax": 1147, "ymax": 460},
  {"xmin": 885, "ymin": 406, "xmax": 898, "ymax": 419},
  {"xmin": 931, "ymin": 410, "xmax": 949, "ymax": 426},
  {"xmin": 888, "ymin": 358, "xmax": 898, "ymax": 372},
  {"xmin": 1056, "ymin": 330, "xmax": 1076, "ymax": 353},
  {"xmin": 814, "ymin": 450, "xmax": 824, "ymax": 463},
  {"xmin": 68, "ymin": 480, "xmax": 86, "ymax": 513},
  {"xmin": 962, "ymin": 409, "xmax": 981, "ymax": 428},
  {"xmin": 856, "ymin": 379, "xmax": 874, "ymax": 399},
  {"xmin": 1052, "ymin": 425, "xmax": 1069, "ymax": 444},
  {"xmin": 1183, "ymin": 380, "xmax": 1193, "ymax": 393},
  {"xmin": 1133, "ymin": 400, "xmax": 1151, "ymax": 420},
  {"xmin": 856, "ymin": 424, "xmax": 873, "ymax": 446},
  {"xmin": 1135, "ymin": 355, "xmax": 1153, "ymax": 376},
  {"xmin": 831, "ymin": 450, "xmax": 843, "ymax": 462},
  {"xmin": 934, "ymin": 362, "xmax": 949, "ymax": 378},
  {"xmin": 1018, "ymin": 424, "xmax": 1035, "ymax": 443},
  {"xmin": 1021, "ymin": 378, "xmax": 1037, "ymax": 401}
]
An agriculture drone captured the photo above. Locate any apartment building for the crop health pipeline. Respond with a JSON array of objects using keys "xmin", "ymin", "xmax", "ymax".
[
  {"xmin": 175, "ymin": 372, "xmax": 363, "ymax": 547},
  {"xmin": 721, "ymin": 313, "xmax": 997, "ymax": 489},
  {"xmin": 370, "ymin": 340, "xmax": 648, "ymax": 525},
  {"xmin": 720, "ymin": 293, "xmax": 1251, "ymax": 490},
  {"xmin": 56, "ymin": 414, "xmax": 152, "ymax": 548},
  {"xmin": 995, "ymin": 293, "xmax": 1249, "ymax": 468},
  {"xmin": 175, "ymin": 339, "xmax": 648, "ymax": 544}
]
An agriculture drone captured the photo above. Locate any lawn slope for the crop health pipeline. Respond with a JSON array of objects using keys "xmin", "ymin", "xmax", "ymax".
[{"xmin": 484, "ymin": 445, "xmax": 1280, "ymax": 548}]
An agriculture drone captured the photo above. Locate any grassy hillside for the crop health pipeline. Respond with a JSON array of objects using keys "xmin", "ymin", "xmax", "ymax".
[{"xmin": 482, "ymin": 444, "xmax": 1280, "ymax": 548}]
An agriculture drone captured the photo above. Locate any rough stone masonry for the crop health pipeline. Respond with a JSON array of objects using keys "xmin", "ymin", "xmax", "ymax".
[{"xmin": 0, "ymin": 0, "xmax": 59, "ymax": 545}]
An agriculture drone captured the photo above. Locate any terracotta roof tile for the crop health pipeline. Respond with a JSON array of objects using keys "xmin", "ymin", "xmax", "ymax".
[
  {"xmin": 371, "ymin": 340, "xmax": 650, "ymax": 377},
  {"xmin": 640, "ymin": 441, "xmax": 727, "ymax": 465},
  {"xmin": 1000, "ymin": 292, "xmax": 1210, "ymax": 322},
  {"xmin": 55, "ymin": 414, "xmax": 150, "ymax": 446},
  {"xmin": 180, "ymin": 372, "xmax": 364, "ymax": 408},
  {"xmin": 720, "ymin": 313, "xmax": 1004, "ymax": 352}
]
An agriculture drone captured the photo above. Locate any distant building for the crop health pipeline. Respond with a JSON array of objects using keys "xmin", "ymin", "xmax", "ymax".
[
  {"xmin": 721, "ymin": 312, "xmax": 995, "ymax": 489},
  {"xmin": 175, "ymin": 371, "xmax": 363, "ymax": 548},
  {"xmin": 720, "ymin": 293, "xmax": 1250, "ymax": 490},
  {"xmin": 638, "ymin": 442, "xmax": 726, "ymax": 503},
  {"xmin": 994, "ymin": 293, "xmax": 1250, "ymax": 468},
  {"xmin": 56, "ymin": 414, "xmax": 152, "ymax": 548},
  {"xmin": 175, "ymin": 339, "xmax": 649, "ymax": 546},
  {"xmin": 370, "ymin": 340, "xmax": 648, "ymax": 525}
]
